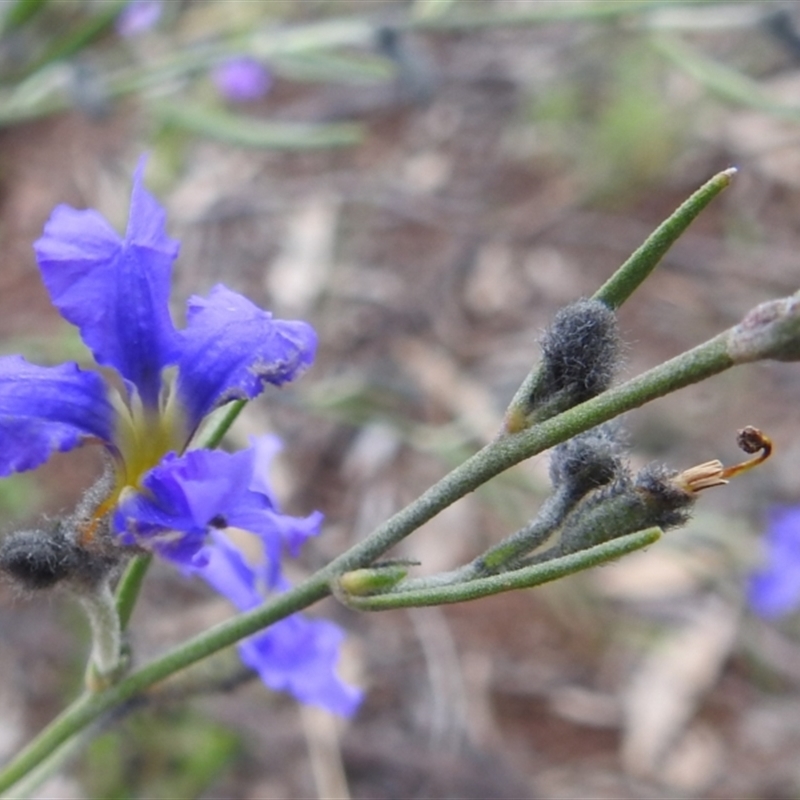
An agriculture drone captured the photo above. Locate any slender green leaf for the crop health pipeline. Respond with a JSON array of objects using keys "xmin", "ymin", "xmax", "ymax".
[{"xmin": 154, "ymin": 101, "xmax": 363, "ymax": 149}]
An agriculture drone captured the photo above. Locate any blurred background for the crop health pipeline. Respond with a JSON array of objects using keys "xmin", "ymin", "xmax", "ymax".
[{"xmin": 1, "ymin": 0, "xmax": 800, "ymax": 797}]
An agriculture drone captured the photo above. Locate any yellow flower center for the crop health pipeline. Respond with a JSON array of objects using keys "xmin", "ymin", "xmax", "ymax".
[{"xmin": 78, "ymin": 374, "xmax": 190, "ymax": 545}]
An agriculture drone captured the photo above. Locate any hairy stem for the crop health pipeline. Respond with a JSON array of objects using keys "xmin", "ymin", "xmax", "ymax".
[{"xmin": 80, "ymin": 580, "xmax": 122, "ymax": 686}]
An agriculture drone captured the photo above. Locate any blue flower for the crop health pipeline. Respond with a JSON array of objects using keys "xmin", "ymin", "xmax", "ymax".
[
  {"xmin": 748, "ymin": 506, "xmax": 800, "ymax": 618},
  {"xmin": 116, "ymin": 0, "xmax": 163, "ymax": 37},
  {"xmin": 0, "ymin": 156, "xmax": 360, "ymax": 714},
  {"xmin": 212, "ymin": 57, "xmax": 272, "ymax": 103}
]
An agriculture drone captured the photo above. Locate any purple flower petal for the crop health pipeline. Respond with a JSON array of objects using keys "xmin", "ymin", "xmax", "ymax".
[
  {"xmin": 0, "ymin": 356, "xmax": 114, "ymax": 475},
  {"xmin": 748, "ymin": 506, "xmax": 800, "ymax": 618},
  {"xmin": 116, "ymin": 0, "xmax": 163, "ymax": 37},
  {"xmin": 248, "ymin": 434, "xmax": 282, "ymax": 507},
  {"xmin": 239, "ymin": 615, "xmax": 362, "ymax": 716},
  {"xmin": 212, "ymin": 57, "xmax": 272, "ymax": 103},
  {"xmin": 113, "ymin": 438, "xmax": 322, "ymax": 577},
  {"xmin": 195, "ymin": 530, "xmax": 260, "ymax": 609},
  {"xmin": 34, "ymin": 156, "xmax": 180, "ymax": 408},
  {"xmin": 176, "ymin": 285, "xmax": 316, "ymax": 429},
  {"xmin": 114, "ymin": 449, "xmax": 239, "ymax": 565}
]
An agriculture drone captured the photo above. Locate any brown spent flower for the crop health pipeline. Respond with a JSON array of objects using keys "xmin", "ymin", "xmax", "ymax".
[{"xmin": 674, "ymin": 426, "xmax": 772, "ymax": 494}]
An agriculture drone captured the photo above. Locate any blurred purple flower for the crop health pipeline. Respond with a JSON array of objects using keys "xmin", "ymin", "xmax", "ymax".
[
  {"xmin": 748, "ymin": 506, "xmax": 800, "ymax": 618},
  {"xmin": 116, "ymin": 0, "xmax": 163, "ymax": 37},
  {"xmin": 212, "ymin": 56, "xmax": 272, "ymax": 103}
]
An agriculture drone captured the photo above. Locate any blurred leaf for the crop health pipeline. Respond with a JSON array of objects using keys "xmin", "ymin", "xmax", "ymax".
[
  {"xmin": 415, "ymin": 0, "xmax": 709, "ymax": 30},
  {"xmin": 1, "ymin": 0, "xmax": 49, "ymax": 33},
  {"xmin": 654, "ymin": 33, "xmax": 800, "ymax": 121},
  {"xmin": 0, "ymin": 472, "xmax": 40, "ymax": 521},
  {"xmin": 26, "ymin": 0, "xmax": 126, "ymax": 75},
  {"xmin": 82, "ymin": 707, "xmax": 240, "ymax": 800},
  {"xmin": 413, "ymin": 0, "xmax": 458, "ymax": 21},
  {"xmin": 154, "ymin": 100, "xmax": 363, "ymax": 149},
  {"xmin": 271, "ymin": 49, "xmax": 394, "ymax": 84}
]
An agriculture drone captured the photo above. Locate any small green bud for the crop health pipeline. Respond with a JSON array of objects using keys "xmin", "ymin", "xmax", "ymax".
[{"xmin": 337, "ymin": 563, "xmax": 410, "ymax": 597}]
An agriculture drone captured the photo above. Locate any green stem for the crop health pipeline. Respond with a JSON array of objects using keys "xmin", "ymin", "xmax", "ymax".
[
  {"xmin": 197, "ymin": 400, "xmax": 247, "ymax": 450},
  {"xmin": 411, "ymin": 0, "xmax": 714, "ymax": 30},
  {"xmin": 0, "ymin": 717, "xmax": 98, "ymax": 800},
  {"xmin": 339, "ymin": 528, "xmax": 661, "ymax": 610},
  {"xmin": 115, "ymin": 554, "xmax": 151, "ymax": 631},
  {"xmin": 80, "ymin": 580, "xmax": 122, "ymax": 684}
]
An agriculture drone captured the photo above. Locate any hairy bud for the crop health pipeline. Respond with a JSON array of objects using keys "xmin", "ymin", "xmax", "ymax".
[
  {"xmin": 0, "ymin": 524, "xmax": 81, "ymax": 590},
  {"xmin": 0, "ymin": 520, "xmax": 120, "ymax": 592},
  {"xmin": 549, "ymin": 423, "xmax": 627, "ymax": 503},
  {"xmin": 0, "ymin": 466, "xmax": 124, "ymax": 593},
  {"xmin": 511, "ymin": 298, "xmax": 620, "ymax": 426},
  {"xmin": 546, "ymin": 462, "xmax": 695, "ymax": 560},
  {"xmin": 476, "ymin": 424, "xmax": 628, "ymax": 574}
]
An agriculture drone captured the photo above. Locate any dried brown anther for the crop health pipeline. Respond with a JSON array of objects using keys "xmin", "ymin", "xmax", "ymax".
[{"xmin": 675, "ymin": 426, "xmax": 772, "ymax": 493}]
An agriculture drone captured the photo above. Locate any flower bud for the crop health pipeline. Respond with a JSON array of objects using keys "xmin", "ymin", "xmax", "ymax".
[
  {"xmin": 475, "ymin": 425, "xmax": 628, "ymax": 574},
  {"xmin": 549, "ymin": 423, "xmax": 627, "ymax": 503},
  {"xmin": 505, "ymin": 298, "xmax": 621, "ymax": 431},
  {"xmin": 535, "ymin": 463, "xmax": 695, "ymax": 562},
  {"xmin": 0, "ymin": 468, "xmax": 123, "ymax": 592},
  {"xmin": 0, "ymin": 518, "xmax": 120, "ymax": 592},
  {"xmin": 337, "ymin": 563, "xmax": 410, "ymax": 597},
  {"xmin": 0, "ymin": 524, "xmax": 81, "ymax": 590}
]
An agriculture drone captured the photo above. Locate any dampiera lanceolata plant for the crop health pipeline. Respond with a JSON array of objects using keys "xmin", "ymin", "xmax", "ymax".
[{"xmin": 2, "ymin": 162, "xmax": 800, "ymax": 796}]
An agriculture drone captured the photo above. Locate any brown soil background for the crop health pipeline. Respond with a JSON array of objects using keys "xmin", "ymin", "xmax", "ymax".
[{"xmin": 3, "ymin": 3, "xmax": 800, "ymax": 798}]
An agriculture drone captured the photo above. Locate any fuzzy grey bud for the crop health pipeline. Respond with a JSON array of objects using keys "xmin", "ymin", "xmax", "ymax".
[
  {"xmin": 0, "ymin": 468, "xmax": 124, "ymax": 592},
  {"xmin": 634, "ymin": 463, "xmax": 695, "ymax": 531},
  {"xmin": 549, "ymin": 423, "xmax": 627, "ymax": 503},
  {"xmin": 524, "ymin": 461, "xmax": 695, "ymax": 565},
  {"xmin": 0, "ymin": 519, "xmax": 119, "ymax": 592},
  {"xmin": 475, "ymin": 424, "xmax": 628, "ymax": 575},
  {"xmin": 530, "ymin": 299, "xmax": 620, "ymax": 419},
  {"xmin": 0, "ymin": 524, "xmax": 81, "ymax": 590}
]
